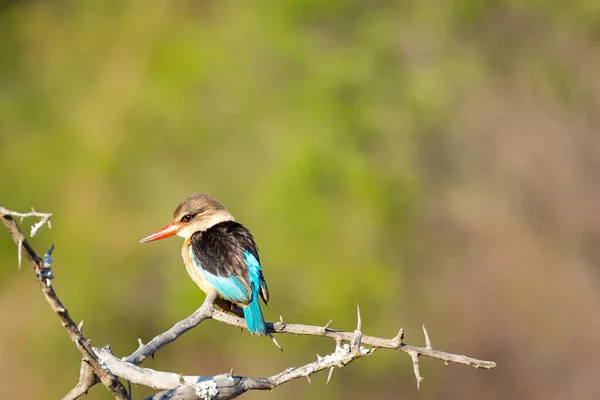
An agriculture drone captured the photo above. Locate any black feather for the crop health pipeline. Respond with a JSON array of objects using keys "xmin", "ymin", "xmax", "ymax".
[{"xmin": 190, "ymin": 221, "xmax": 259, "ymax": 279}]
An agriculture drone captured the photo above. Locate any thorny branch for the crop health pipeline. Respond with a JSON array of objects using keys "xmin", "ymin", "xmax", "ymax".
[
  {"xmin": 1, "ymin": 206, "xmax": 496, "ymax": 400},
  {"xmin": 0, "ymin": 207, "xmax": 130, "ymax": 399},
  {"xmin": 0, "ymin": 206, "xmax": 52, "ymax": 268}
]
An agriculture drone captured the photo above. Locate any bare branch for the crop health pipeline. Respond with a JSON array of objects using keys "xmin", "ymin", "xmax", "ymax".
[
  {"xmin": 212, "ymin": 313, "xmax": 495, "ymax": 369},
  {"xmin": 124, "ymin": 299, "xmax": 494, "ymax": 373},
  {"xmin": 125, "ymin": 291, "xmax": 218, "ymax": 365},
  {"xmin": 0, "ymin": 208, "xmax": 130, "ymax": 400},
  {"xmin": 109, "ymin": 297, "xmax": 493, "ymax": 397},
  {"xmin": 408, "ymin": 349, "xmax": 423, "ymax": 391},
  {"xmin": 0, "ymin": 206, "xmax": 52, "ymax": 238},
  {"xmin": 120, "ymin": 342, "xmax": 374, "ymax": 400}
]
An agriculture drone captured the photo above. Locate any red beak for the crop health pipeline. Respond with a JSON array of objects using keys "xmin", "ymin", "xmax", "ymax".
[{"xmin": 139, "ymin": 222, "xmax": 181, "ymax": 243}]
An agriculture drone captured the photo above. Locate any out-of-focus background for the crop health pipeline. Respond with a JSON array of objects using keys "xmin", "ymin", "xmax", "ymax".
[{"xmin": 1, "ymin": 1, "xmax": 600, "ymax": 399}]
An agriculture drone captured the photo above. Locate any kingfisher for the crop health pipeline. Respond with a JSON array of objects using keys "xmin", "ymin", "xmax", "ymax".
[{"xmin": 139, "ymin": 193, "xmax": 269, "ymax": 336}]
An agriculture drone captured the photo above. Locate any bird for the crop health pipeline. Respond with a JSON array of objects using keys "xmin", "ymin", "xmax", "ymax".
[{"xmin": 139, "ymin": 193, "xmax": 270, "ymax": 336}]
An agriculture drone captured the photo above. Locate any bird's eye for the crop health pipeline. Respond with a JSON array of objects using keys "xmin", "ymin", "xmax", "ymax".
[{"xmin": 181, "ymin": 214, "xmax": 193, "ymax": 223}]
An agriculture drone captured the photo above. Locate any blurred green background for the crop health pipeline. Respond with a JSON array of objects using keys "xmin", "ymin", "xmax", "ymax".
[{"xmin": 2, "ymin": 1, "xmax": 600, "ymax": 399}]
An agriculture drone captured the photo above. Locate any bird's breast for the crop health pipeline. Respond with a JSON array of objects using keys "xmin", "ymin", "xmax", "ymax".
[{"xmin": 181, "ymin": 242, "xmax": 215, "ymax": 295}]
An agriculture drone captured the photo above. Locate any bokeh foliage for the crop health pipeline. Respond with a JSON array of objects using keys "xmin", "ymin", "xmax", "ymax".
[{"xmin": 1, "ymin": 1, "xmax": 600, "ymax": 399}]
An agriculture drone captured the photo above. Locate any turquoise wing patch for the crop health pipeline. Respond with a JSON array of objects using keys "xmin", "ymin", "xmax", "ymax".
[{"xmin": 189, "ymin": 247, "xmax": 250, "ymax": 303}]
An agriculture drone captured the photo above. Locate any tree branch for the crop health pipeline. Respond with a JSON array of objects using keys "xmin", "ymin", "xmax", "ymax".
[
  {"xmin": 124, "ymin": 296, "xmax": 494, "ymax": 373},
  {"xmin": 94, "ymin": 311, "xmax": 373, "ymax": 400},
  {"xmin": 1, "ymin": 205, "xmax": 496, "ymax": 400},
  {"xmin": 0, "ymin": 207, "xmax": 130, "ymax": 400},
  {"xmin": 125, "ymin": 291, "xmax": 218, "ymax": 365},
  {"xmin": 106, "ymin": 342, "xmax": 370, "ymax": 400}
]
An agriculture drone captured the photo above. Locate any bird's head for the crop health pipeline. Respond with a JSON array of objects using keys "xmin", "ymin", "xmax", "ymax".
[{"xmin": 139, "ymin": 193, "xmax": 234, "ymax": 243}]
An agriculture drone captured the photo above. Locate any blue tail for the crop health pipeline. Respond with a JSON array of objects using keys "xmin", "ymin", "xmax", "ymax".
[{"xmin": 243, "ymin": 290, "xmax": 266, "ymax": 335}]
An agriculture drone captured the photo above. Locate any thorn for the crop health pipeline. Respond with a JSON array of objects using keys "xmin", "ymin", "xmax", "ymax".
[
  {"xmin": 137, "ymin": 338, "xmax": 144, "ymax": 348},
  {"xmin": 268, "ymin": 333, "xmax": 283, "ymax": 352},
  {"xmin": 335, "ymin": 338, "xmax": 343, "ymax": 350},
  {"xmin": 273, "ymin": 315, "xmax": 286, "ymax": 331},
  {"xmin": 422, "ymin": 324, "xmax": 432, "ymax": 349},
  {"xmin": 127, "ymin": 380, "xmax": 132, "ymax": 397},
  {"xmin": 151, "ymin": 353, "xmax": 155, "ymax": 361},
  {"xmin": 78, "ymin": 320, "xmax": 85, "ymax": 332},
  {"xmin": 348, "ymin": 304, "xmax": 363, "ymax": 354},
  {"xmin": 48, "ymin": 220, "xmax": 52, "ymax": 229},
  {"xmin": 316, "ymin": 353, "xmax": 322, "ymax": 361},
  {"xmin": 326, "ymin": 367, "xmax": 335, "ymax": 385},
  {"xmin": 351, "ymin": 333, "xmax": 362, "ymax": 354},
  {"xmin": 323, "ymin": 320, "xmax": 332, "ymax": 331},
  {"xmin": 17, "ymin": 240, "xmax": 22, "ymax": 269},
  {"xmin": 306, "ymin": 375, "xmax": 311, "ymax": 385},
  {"xmin": 393, "ymin": 328, "xmax": 404, "ymax": 346},
  {"xmin": 179, "ymin": 374, "xmax": 185, "ymax": 384},
  {"xmin": 229, "ymin": 368, "xmax": 234, "ymax": 376},
  {"xmin": 350, "ymin": 326, "xmax": 363, "ymax": 355}
]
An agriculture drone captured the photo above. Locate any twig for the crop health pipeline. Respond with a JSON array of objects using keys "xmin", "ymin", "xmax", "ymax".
[
  {"xmin": 123, "ymin": 343, "xmax": 371, "ymax": 400},
  {"xmin": 0, "ymin": 208, "xmax": 130, "ymax": 400},
  {"xmin": 0, "ymin": 206, "xmax": 52, "ymax": 237}
]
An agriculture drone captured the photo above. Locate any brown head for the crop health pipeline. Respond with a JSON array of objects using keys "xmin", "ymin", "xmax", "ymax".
[{"xmin": 139, "ymin": 193, "xmax": 234, "ymax": 243}]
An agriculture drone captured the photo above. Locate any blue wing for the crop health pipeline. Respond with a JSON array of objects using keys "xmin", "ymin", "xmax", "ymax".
[
  {"xmin": 189, "ymin": 246, "xmax": 267, "ymax": 335},
  {"xmin": 189, "ymin": 246, "xmax": 250, "ymax": 303}
]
